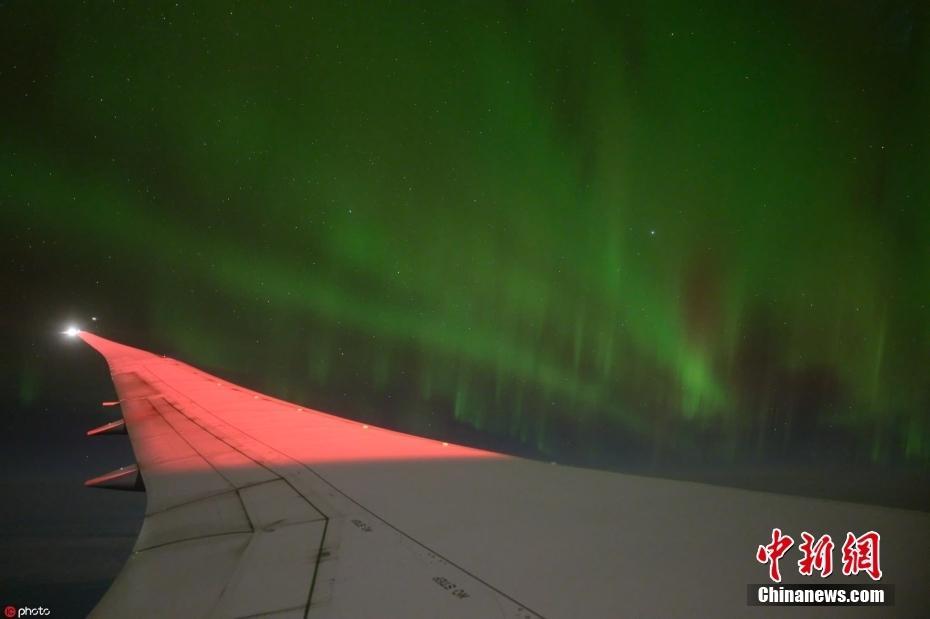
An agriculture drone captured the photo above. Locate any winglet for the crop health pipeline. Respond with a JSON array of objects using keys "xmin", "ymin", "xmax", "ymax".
[
  {"xmin": 86, "ymin": 419, "xmax": 127, "ymax": 436},
  {"xmin": 84, "ymin": 464, "xmax": 145, "ymax": 491}
]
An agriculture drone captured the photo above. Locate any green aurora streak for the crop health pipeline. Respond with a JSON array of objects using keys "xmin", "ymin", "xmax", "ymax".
[{"xmin": 4, "ymin": 1, "xmax": 929, "ymax": 466}]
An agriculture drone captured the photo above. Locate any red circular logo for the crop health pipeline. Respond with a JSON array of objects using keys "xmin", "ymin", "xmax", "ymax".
[{"xmin": 3, "ymin": 606, "xmax": 16, "ymax": 618}]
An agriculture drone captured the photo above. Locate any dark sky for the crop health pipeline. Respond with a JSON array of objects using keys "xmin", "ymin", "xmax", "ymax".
[{"xmin": 2, "ymin": 1, "xmax": 928, "ymax": 615}]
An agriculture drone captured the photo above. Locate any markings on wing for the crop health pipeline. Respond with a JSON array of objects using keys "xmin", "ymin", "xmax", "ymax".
[{"xmin": 97, "ymin": 367, "xmax": 543, "ymax": 619}]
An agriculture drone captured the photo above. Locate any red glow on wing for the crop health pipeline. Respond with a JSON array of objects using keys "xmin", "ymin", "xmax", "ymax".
[{"xmin": 78, "ymin": 331, "xmax": 503, "ymax": 467}]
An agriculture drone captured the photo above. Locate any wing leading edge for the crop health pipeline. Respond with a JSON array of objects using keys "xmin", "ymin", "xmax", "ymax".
[{"xmin": 77, "ymin": 332, "xmax": 930, "ymax": 618}]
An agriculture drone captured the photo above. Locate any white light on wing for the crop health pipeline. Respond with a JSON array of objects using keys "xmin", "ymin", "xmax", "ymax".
[{"xmin": 63, "ymin": 326, "xmax": 81, "ymax": 337}]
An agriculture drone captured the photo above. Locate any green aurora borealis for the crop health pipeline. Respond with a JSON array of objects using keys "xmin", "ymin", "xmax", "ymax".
[{"xmin": 4, "ymin": 1, "xmax": 929, "ymax": 469}]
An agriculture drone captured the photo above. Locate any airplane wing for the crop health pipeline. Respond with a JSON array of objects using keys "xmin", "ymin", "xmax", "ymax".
[{"xmin": 76, "ymin": 332, "xmax": 929, "ymax": 618}]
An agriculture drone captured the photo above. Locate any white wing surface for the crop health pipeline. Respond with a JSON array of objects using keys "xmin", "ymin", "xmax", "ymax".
[{"xmin": 77, "ymin": 332, "xmax": 930, "ymax": 618}]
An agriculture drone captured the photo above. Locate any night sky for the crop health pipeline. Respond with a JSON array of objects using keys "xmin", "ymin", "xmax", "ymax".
[{"xmin": 2, "ymin": 1, "xmax": 928, "ymax": 615}]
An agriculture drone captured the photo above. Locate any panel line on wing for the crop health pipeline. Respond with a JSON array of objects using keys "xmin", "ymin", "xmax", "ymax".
[
  {"xmin": 303, "ymin": 517, "xmax": 329, "ymax": 619},
  {"xmin": 142, "ymin": 364, "xmax": 547, "ymax": 619},
  {"xmin": 139, "ymin": 373, "xmax": 337, "ymax": 618},
  {"xmin": 135, "ymin": 529, "xmax": 252, "ymax": 553},
  {"xmin": 115, "ymin": 378, "xmax": 330, "ymax": 619},
  {"xmin": 149, "ymin": 395, "xmax": 279, "ymax": 490},
  {"xmin": 150, "ymin": 390, "xmax": 337, "ymax": 523}
]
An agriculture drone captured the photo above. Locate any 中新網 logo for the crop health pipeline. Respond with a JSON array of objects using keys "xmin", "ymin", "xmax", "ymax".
[{"xmin": 756, "ymin": 528, "xmax": 881, "ymax": 582}]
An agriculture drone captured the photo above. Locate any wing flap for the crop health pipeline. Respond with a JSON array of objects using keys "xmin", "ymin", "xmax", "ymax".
[
  {"xmin": 135, "ymin": 490, "xmax": 252, "ymax": 551},
  {"xmin": 238, "ymin": 479, "xmax": 325, "ymax": 528},
  {"xmin": 212, "ymin": 520, "xmax": 326, "ymax": 618},
  {"xmin": 92, "ymin": 534, "xmax": 252, "ymax": 618}
]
